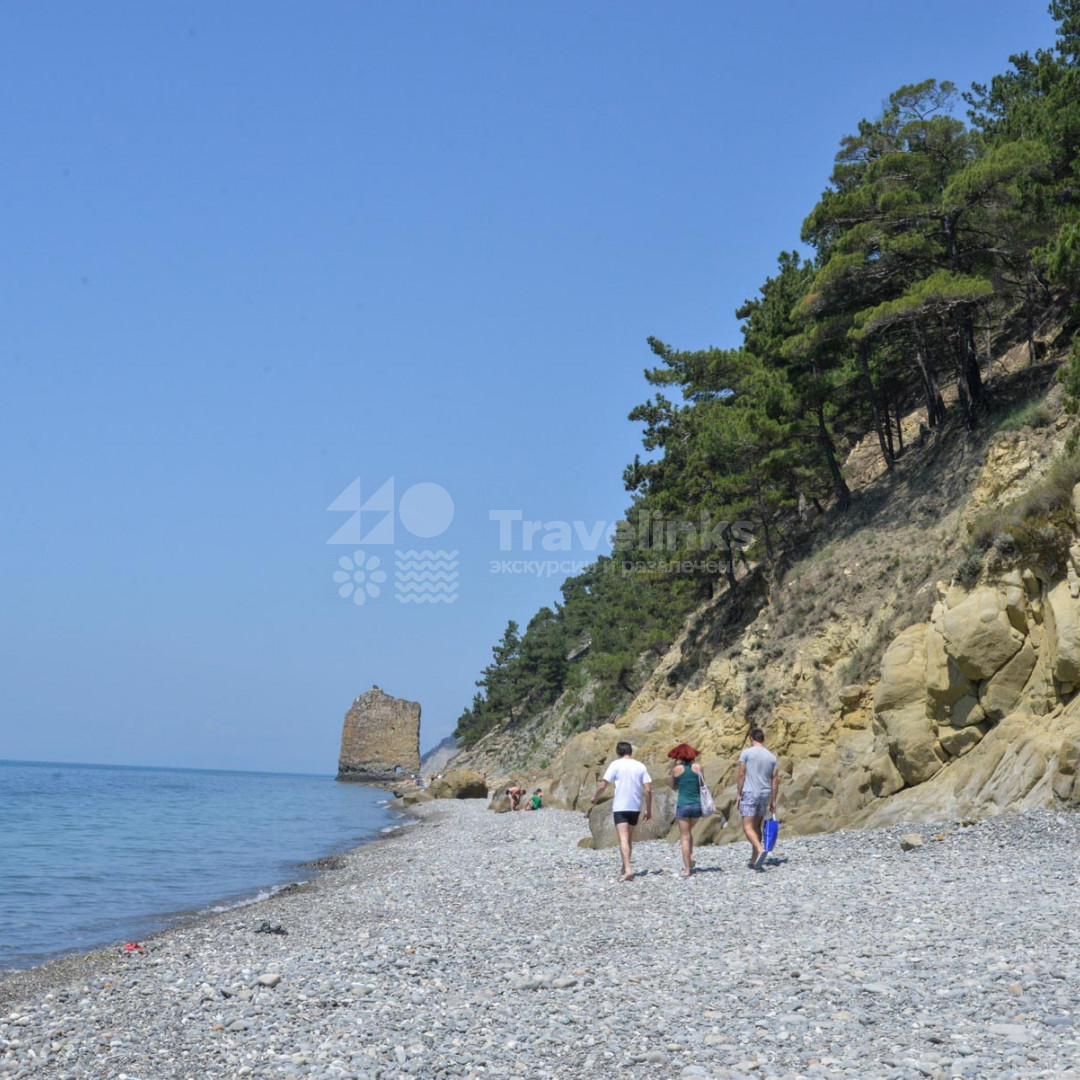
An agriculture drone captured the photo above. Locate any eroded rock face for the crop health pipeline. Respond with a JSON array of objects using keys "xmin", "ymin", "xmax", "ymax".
[
  {"xmin": 981, "ymin": 640, "xmax": 1037, "ymax": 720},
  {"xmin": 429, "ymin": 768, "xmax": 488, "ymax": 799},
  {"xmin": 939, "ymin": 587, "xmax": 1025, "ymax": 682},
  {"xmin": 470, "ymin": 448, "xmax": 1080, "ymax": 841},
  {"xmin": 337, "ymin": 686, "xmax": 420, "ymax": 783},
  {"xmin": 873, "ymin": 624, "xmax": 944, "ymax": 786},
  {"xmin": 586, "ymin": 786, "xmax": 677, "ymax": 848},
  {"xmin": 1045, "ymin": 581, "xmax": 1080, "ymax": 685}
]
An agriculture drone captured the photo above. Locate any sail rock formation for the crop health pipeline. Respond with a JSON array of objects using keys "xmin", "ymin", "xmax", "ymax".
[{"xmin": 337, "ymin": 685, "xmax": 421, "ymax": 784}]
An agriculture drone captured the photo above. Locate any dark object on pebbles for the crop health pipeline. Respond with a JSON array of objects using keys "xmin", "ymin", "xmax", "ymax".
[{"xmin": 253, "ymin": 921, "xmax": 288, "ymax": 935}]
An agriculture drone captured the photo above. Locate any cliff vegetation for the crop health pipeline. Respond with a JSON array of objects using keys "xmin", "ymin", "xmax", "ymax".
[{"xmin": 451, "ymin": 3, "xmax": 1080, "ymax": 836}]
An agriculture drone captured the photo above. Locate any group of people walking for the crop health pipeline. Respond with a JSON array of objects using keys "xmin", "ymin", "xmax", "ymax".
[{"xmin": 588, "ymin": 730, "xmax": 778, "ymax": 880}]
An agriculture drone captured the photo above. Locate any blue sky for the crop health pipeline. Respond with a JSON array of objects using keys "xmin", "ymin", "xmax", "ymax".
[{"xmin": 0, "ymin": 2, "xmax": 1057, "ymax": 773}]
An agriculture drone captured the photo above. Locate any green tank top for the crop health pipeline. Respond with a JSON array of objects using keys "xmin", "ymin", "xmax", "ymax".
[{"xmin": 676, "ymin": 763, "xmax": 701, "ymax": 806}]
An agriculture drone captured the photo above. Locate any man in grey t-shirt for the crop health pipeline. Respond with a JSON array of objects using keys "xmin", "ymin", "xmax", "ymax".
[{"xmin": 737, "ymin": 727, "xmax": 778, "ymax": 870}]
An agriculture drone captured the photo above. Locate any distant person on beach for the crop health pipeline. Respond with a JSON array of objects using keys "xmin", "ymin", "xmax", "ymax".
[
  {"xmin": 528, "ymin": 788, "xmax": 543, "ymax": 811},
  {"xmin": 506, "ymin": 785, "xmax": 526, "ymax": 811},
  {"xmin": 668, "ymin": 743, "xmax": 704, "ymax": 877},
  {"xmin": 590, "ymin": 741, "xmax": 652, "ymax": 882},
  {"xmin": 737, "ymin": 728, "xmax": 778, "ymax": 870}
]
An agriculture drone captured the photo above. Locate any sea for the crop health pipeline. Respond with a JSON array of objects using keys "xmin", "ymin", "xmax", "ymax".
[{"xmin": 0, "ymin": 759, "xmax": 404, "ymax": 973}]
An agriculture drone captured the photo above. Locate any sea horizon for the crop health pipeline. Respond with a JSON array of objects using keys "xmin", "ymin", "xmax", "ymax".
[{"xmin": 0, "ymin": 756, "xmax": 338, "ymax": 779}]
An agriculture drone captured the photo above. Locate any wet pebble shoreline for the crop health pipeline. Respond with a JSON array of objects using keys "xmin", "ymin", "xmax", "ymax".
[{"xmin": 3, "ymin": 802, "xmax": 1080, "ymax": 1079}]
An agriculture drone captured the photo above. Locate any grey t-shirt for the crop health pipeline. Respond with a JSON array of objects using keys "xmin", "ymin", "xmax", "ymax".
[{"xmin": 739, "ymin": 745, "xmax": 777, "ymax": 794}]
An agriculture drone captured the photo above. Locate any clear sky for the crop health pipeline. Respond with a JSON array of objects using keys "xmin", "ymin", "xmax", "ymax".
[{"xmin": 0, "ymin": 2, "xmax": 1057, "ymax": 773}]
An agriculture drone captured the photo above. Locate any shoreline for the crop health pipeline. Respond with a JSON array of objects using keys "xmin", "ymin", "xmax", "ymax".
[
  {"xmin": 3, "ymin": 802, "xmax": 1078, "ymax": 1079},
  {"xmin": 0, "ymin": 802, "xmax": 423, "ymax": 1007}
]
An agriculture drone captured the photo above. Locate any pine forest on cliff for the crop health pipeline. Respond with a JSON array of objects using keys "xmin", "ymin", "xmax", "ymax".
[{"xmin": 455, "ymin": 1, "xmax": 1080, "ymax": 751}]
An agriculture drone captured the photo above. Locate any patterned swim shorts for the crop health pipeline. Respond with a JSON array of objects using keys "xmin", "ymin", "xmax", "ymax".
[{"xmin": 739, "ymin": 791, "xmax": 770, "ymax": 818}]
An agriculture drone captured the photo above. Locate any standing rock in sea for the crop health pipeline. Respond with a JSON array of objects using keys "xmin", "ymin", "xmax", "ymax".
[{"xmin": 337, "ymin": 685, "xmax": 421, "ymax": 783}]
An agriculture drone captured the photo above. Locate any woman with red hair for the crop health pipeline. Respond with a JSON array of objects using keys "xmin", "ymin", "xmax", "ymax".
[{"xmin": 668, "ymin": 743, "xmax": 704, "ymax": 877}]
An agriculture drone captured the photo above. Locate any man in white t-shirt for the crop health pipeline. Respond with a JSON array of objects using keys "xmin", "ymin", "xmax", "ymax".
[
  {"xmin": 737, "ymin": 727, "xmax": 779, "ymax": 870},
  {"xmin": 589, "ymin": 741, "xmax": 652, "ymax": 881}
]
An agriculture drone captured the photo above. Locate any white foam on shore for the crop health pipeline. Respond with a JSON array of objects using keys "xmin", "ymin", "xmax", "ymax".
[
  {"xmin": 205, "ymin": 880, "xmax": 304, "ymax": 915},
  {"xmin": 380, "ymin": 817, "xmax": 421, "ymax": 834}
]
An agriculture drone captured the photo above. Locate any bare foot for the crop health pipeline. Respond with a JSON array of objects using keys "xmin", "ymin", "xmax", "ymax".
[
  {"xmin": 620, "ymin": 871, "xmax": 635, "ymax": 882},
  {"xmin": 682, "ymin": 869, "xmax": 692, "ymax": 877}
]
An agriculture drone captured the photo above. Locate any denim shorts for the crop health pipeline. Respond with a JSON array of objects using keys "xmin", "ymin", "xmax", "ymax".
[{"xmin": 676, "ymin": 803, "xmax": 702, "ymax": 820}]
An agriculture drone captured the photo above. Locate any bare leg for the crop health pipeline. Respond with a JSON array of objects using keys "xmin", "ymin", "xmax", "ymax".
[
  {"xmin": 678, "ymin": 817, "xmax": 697, "ymax": 876},
  {"xmin": 742, "ymin": 813, "xmax": 764, "ymax": 864},
  {"xmin": 615, "ymin": 821, "xmax": 634, "ymax": 880}
]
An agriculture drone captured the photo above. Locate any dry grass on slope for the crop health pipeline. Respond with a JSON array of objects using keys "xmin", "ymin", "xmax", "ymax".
[{"xmin": 727, "ymin": 358, "xmax": 1069, "ymax": 723}]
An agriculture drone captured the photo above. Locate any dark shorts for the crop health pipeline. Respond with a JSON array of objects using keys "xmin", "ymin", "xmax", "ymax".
[
  {"xmin": 676, "ymin": 803, "xmax": 702, "ymax": 820},
  {"xmin": 612, "ymin": 810, "xmax": 641, "ymax": 827}
]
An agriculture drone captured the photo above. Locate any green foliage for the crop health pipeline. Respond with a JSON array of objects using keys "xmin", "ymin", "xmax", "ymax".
[
  {"xmin": 457, "ymin": 5, "xmax": 1080, "ymax": 749},
  {"xmin": 994, "ymin": 399, "xmax": 1055, "ymax": 432},
  {"xmin": 1044, "ymin": 216, "xmax": 1080, "ymax": 286},
  {"xmin": 850, "ymin": 272, "xmax": 994, "ymax": 340},
  {"xmin": 954, "ymin": 549, "xmax": 985, "ymax": 589},
  {"xmin": 963, "ymin": 450, "xmax": 1080, "ymax": 579},
  {"xmin": 454, "ymin": 559, "xmax": 705, "ymax": 747}
]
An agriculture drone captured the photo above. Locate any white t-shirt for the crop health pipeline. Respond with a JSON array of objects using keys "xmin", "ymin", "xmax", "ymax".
[
  {"xmin": 602, "ymin": 758, "xmax": 652, "ymax": 813},
  {"xmin": 739, "ymin": 745, "xmax": 778, "ymax": 795}
]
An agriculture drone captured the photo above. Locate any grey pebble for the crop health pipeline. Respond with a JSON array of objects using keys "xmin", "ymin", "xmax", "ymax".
[{"xmin": 2, "ymin": 803, "xmax": 1080, "ymax": 1080}]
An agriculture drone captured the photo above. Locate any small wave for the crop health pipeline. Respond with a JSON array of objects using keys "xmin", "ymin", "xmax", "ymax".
[
  {"xmin": 394, "ymin": 593, "xmax": 459, "ymax": 603},
  {"xmin": 205, "ymin": 880, "xmax": 302, "ymax": 915},
  {"xmin": 395, "ymin": 549, "xmax": 459, "ymax": 560},
  {"xmin": 380, "ymin": 818, "xmax": 421, "ymax": 834}
]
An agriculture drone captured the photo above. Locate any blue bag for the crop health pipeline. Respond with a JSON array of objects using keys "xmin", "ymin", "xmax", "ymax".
[{"xmin": 762, "ymin": 813, "xmax": 779, "ymax": 853}]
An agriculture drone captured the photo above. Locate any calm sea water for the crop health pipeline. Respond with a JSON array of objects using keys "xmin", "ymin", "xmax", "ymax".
[{"xmin": 0, "ymin": 760, "xmax": 402, "ymax": 972}]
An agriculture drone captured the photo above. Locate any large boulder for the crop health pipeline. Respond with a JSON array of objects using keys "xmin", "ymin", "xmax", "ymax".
[
  {"xmin": 875, "ymin": 623, "xmax": 930, "ymax": 713},
  {"xmin": 938, "ymin": 722, "xmax": 989, "ymax": 758},
  {"xmin": 948, "ymin": 694, "xmax": 986, "ymax": 728},
  {"xmin": 396, "ymin": 788, "xmax": 434, "ymax": 807},
  {"xmin": 544, "ymin": 724, "xmax": 621, "ymax": 810},
  {"xmin": 925, "ymin": 603, "xmax": 974, "ymax": 713},
  {"xmin": 869, "ymin": 752, "xmax": 905, "ymax": 798},
  {"xmin": 586, "ymin": 786, "xmax": 677, "ymax": 848},
  {"xmin": 1044, "ymin": 581, "xmax": 1080, "ymax": 685},
  {"xmin": 980, "ymin": 639, "xmax": 1037, "ymax": 720},
  {"xmin": 873, "ymin": 624, "xmax": 944, "ymax": 786},
  {"xmin": 429, "ymin": 768, "xmax": 489, "ymax": 800},
  {"xmin": 940, "ymin": 587, "xmax": 1025, "ymax": 682}
]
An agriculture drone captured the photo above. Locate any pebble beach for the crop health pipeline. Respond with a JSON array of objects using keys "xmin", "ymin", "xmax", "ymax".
[{"xmin": 3, "ymin": 801, "xmax": 1080, "ymax": 1080}]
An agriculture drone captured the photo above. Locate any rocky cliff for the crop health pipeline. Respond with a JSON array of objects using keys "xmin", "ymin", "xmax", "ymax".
[
  {"xmin": 337, "ymin": 685, "xmax": 421, "ymax": 784},
  {"xmin": 419, "ymin": 735, "xmax": 460, "ymax": 777},
  {"xmin": 456, "ymin": 364, "xmax": 1080, "ymax": 841}
]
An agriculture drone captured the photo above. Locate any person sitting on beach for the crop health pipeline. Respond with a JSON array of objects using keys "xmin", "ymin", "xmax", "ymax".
[
  {"xmin": 668, "ymin": 743, "xmax": 704, "ymax": 877},
  {"xmin": 524, "ymin": 788, "xmax": 542, "ymax": 811}
]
